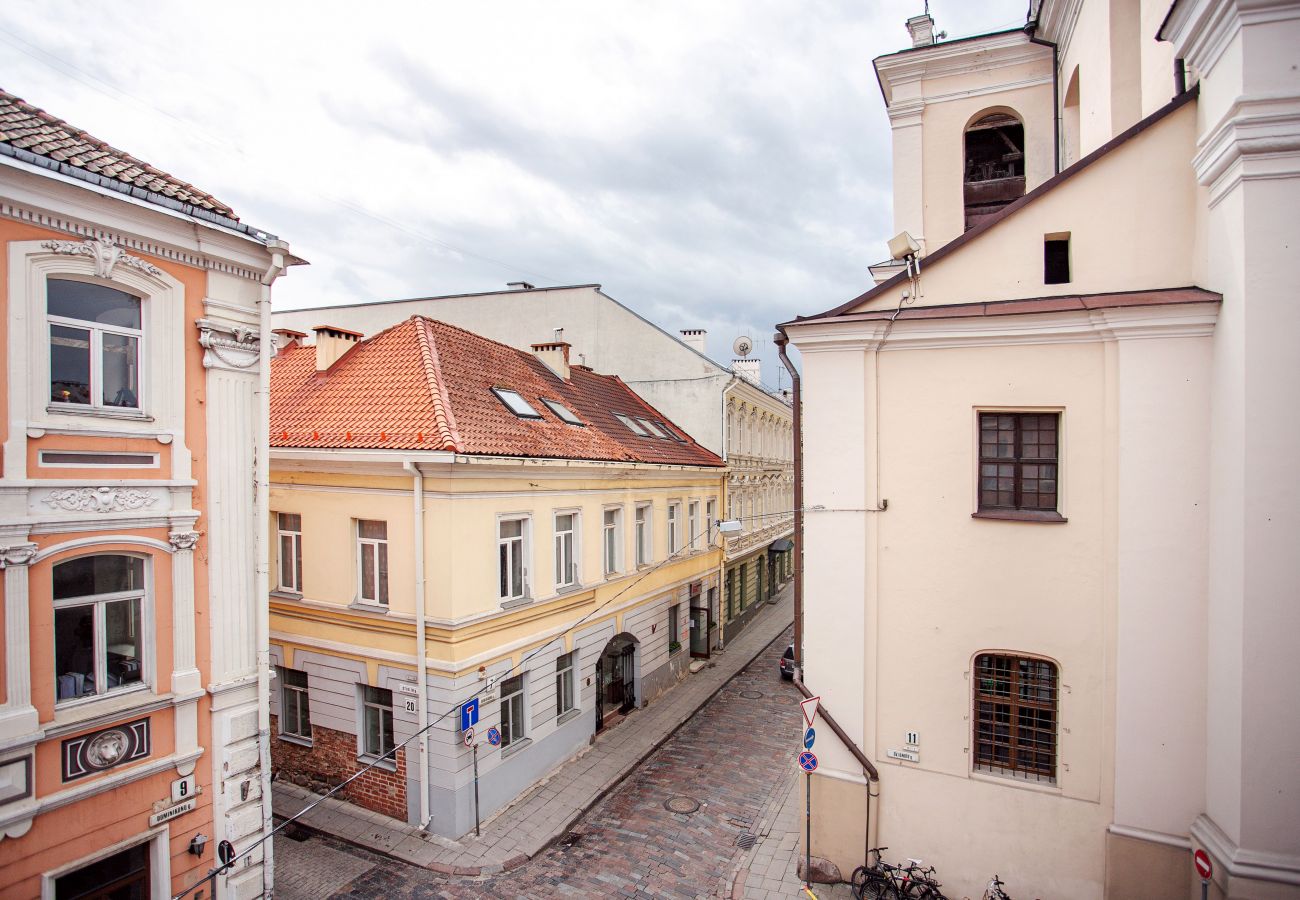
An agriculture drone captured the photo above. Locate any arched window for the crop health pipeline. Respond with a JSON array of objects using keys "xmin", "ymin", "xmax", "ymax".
[
  {"xmin": 964, "ymin": 111, "xmax": 1026, "ymax": 231},
  {"xmin": 53, "ymin": 554, "xmax": 148, "ymax": 703},
  {"xmin": 973, "ymin": 652, "xmax": 1058, "ymax": 782}
]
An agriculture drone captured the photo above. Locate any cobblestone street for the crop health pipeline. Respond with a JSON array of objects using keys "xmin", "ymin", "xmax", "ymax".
[{"xmin": 274, "ymin": 624, "xmax": 814, "ymax": 899}]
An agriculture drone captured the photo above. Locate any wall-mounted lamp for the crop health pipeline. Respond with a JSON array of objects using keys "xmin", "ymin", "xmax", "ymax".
[
  {"xmin": 716, "ymin": 520, "xmax": 742, "ymax": 534},
  {"xmin": 188, "ymin": 834, "xmax": 208, "ymax": 857}
]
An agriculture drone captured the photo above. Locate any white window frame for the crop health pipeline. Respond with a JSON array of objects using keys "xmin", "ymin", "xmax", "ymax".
[
  {"xmin": 498, "ymin": 514, "xmax": 531, "ymax": 602},
  {"xmin": 706, "ymin": 499, "xmax": 717, "ymax": 545},
  {"xmin": 52, "ymin": 553, "xmax": 153, "ymax": 708},
  {"xmin": 667, "ymin": 501, "xmax": 682, "ymax": 555},
  {"xmin": 635, "ymin": 502, "xmax": 653, "ymax": 567},
  {"xmin": 555, "ymin": 651, "xmax": 576, "ymax": 718},
  {"xmin": 355, "ymin": 519, "xmax": 389, "ymax": 606},
  {"xmin": 499, "ymin": 673, "xmax": 527, "ymax": 748},
  {"xmin": 47, "ymin": 280, "xmax": 144, "ymax": 413},
  {"xmin": 359, "ymin": 684, "xmax": 395, "ymax": 762},
  {"xmin": 553, "ymin": 510, "xmax": 580, "ymax": 591},
  {"xmin": 277, "ymin": 512, "xmax": 303, "ymax": 594},
  {"xmin": 278, "ymin": 666, "xmax": 312, "ymax": 742},
  {"xmin": 687, "ymin": 501, "xmax": 700, "ymax": 552},
  {"xmin": 603, "ymin": 506, "xmax": 623, "ymax": 575}
]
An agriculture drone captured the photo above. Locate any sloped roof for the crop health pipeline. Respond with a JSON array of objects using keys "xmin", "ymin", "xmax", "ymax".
[
  {"xmin": 270, "ymin": 316, "xmax": 724, "ymax": 467},
  {"xmin": 0, "ymin": 88, "xmax": 238, "ymax": 221}
]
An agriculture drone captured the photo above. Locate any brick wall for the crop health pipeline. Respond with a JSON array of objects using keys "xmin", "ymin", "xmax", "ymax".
[{"xmin": 270, "ymin": 714, "xmax": 407, "ymax": 821}]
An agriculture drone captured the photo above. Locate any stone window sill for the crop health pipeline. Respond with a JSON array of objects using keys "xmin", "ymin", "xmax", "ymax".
[
  {"xmin": 270, "ymin": 590, "xmax": 302, "ymax": 601},
  {"xmin": 348, "ymin": 600, "xmax": 390, "ymax": 614},
  {"xmin": 278, "ymin": 733, "xmax": 312, "ymax": 748},
  {"xmin": 500, "ymin": 737, "xmax": 532, "ymax": 760},
  {"xmin": 556, "ymin": 709, "xmax": 581, "ymax": 727},
  {"xmin": 971, "ymin": 509, "xmax": 1067, "ymax": 524},
  {"xmin": 47, "ymin": 404, "xmax": 154, "ymax": 423},
  {"xmin": 357, "ymin": 753, "xmax": 396, "ymax": 772},
  {"xmin": 500, "ymin": 596, "xmax": 534, "ymax": 611}
]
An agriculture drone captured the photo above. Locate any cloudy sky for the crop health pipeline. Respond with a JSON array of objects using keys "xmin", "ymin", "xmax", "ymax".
[{"xmin": 1, "ymin": 0, "xmax": 1024, "ymax": 383}]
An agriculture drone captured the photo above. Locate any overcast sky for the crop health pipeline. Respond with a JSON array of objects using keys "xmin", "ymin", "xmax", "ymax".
[{"xmin": 1, "ymin": 0, "xmax": 1024, "ymax": 384}]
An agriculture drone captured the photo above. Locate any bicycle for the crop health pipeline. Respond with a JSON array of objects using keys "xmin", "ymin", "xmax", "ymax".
[
  {"xmin": 981, "ymin": 875, "xmax": 1011, "ymax": 900},
  {"xmin": 849, "ymin": 848, "xmax": 948, "ymax": 900}
]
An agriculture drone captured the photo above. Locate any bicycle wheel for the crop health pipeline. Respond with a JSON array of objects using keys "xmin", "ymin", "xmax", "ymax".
[
  {"xmin": 850, "ymin": 866, "xmax": 870, "ymax": 896},
  {"xmin": 861, "ymin": 874, "xmax": 902, "ymax": 900},
  {"xmin": 904, "ymin": 884, "xmax": 946, "ymax": 900}
]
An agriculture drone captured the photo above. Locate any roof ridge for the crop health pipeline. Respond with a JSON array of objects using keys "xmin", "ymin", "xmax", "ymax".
[{"xmin": 413, "ymin": 318, "xmax": 463, "ymax": 452}]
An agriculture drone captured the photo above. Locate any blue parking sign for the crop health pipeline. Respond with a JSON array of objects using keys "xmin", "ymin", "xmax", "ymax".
[{"xmin": 461, "ymin": 697, "xmax": 479, "ymax": 732}]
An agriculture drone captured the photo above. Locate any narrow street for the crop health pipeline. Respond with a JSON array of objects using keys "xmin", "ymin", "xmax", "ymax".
[{"xmin": 274, "ymin": 625, "xmax": 801, "ymax": 899}]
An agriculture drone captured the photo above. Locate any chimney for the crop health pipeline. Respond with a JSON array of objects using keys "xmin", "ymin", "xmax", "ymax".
[
  {"xmin": 531, "ymin": 341, "xmax": 571, "ymax": 381},
  {"xmin": 732, "ymin": 358, "xmax": 761, "ymax": 386},
  {"xmin": 312, "ymin": 325, "xmax": 362, "ymax": 371},
  {"xmin": 507, "ymin": 281, "xmax": 536, "ymax": 291},
  {"xmin": 907, "ymin": 12, "xmax": 936, "ymax": 47},
  {"xmin": 680, "ymin": 329, "xmax": 707, "ymax": 355},
  {"xmin": 271, "ymin": 328, "xmax": 307, "ymax": 350}
]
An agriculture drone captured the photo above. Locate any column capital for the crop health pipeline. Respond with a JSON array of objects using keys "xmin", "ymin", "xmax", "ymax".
[
  {"xmin": 168, "ymin": 531, "xmax": 201, "ymax": 552},
  {"xmin": 0, "ymin": 543, "xmax": 38, "ymax": 568}
]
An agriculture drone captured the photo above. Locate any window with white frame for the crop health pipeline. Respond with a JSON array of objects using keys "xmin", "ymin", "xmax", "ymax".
[
  {"xmin": 555, "ymin": 651, "xmax": 576, "ymax": 718},
  {"xmin": 356, "ymin": 520, "xmax": 389, "ymax": 605},
  {"xmin": 687, "ymin": 501, "xmax": 700, "ymax": 551},
  {"xmin": 499, "ymin": 674, "xmax": 526, "ymax": 747},
  {"xmin": 635, "ymin": 503, "xmax": 652, "ymax": 567},
  {"xmin": 706, "ymin": 499, "xmax": 716, "ymax": 544},
  {"xmin": 554, "ymin": 511, "xmax": 578, "ymax": 589},
  {"xmin": 360, "ymin": 685, "xmax": 394, "ymax": 758},
  {"xmin": 277, "ymin": 513, "xmax": 303, "ymax": 593},
  {"xmin": 667, "ymin": 502, "xmax": 681, "ymax": 555},
  {"xmin": 279, "ymin": 666, "xmax": 312, "ymax": 741},
  {"xmin": 499, "ymin": 516, "xmax": 530, "ymax": 601},
  {"xmin": 47, "ymin": 278, "xmax": 143, "ymax": 410},
  {"xmin": 53, "ymin": 555, "xmax": 147, "ymax": 703},
  {"xmin": 603, "ymin": 508, "xmax": 622, "ymax": 575}
]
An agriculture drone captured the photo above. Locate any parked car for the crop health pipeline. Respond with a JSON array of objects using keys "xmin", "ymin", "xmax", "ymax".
[{"xmin": 779, "ymin": 644, "xmax": 796, "ymax": 680}]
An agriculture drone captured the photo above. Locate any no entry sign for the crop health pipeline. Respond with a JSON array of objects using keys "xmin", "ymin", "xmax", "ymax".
[{"xmin": 1194, "ymin": 848, "xmax": 1213, "ymax": 881}]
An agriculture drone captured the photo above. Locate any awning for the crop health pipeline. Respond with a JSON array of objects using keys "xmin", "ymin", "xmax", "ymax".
[{"xmin": 769, "ymin": 538, "xmax": 794, "ymax": 553}]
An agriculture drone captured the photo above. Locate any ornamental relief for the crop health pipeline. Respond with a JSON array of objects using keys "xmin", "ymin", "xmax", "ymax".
[
  {"xmin": 43, "ymin": 487, "xmax": 159, "ymax": 514},
  {"xmin": 41, "ymin": 236, "xmax": 162, "ymax": 279}
]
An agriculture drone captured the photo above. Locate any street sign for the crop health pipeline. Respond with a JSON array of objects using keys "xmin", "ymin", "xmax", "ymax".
[
  {"xmin": 460, "ymin": 697, "xmax": 479, "ymax": 731},
  {"xmin": 803, "ymin": 727, "xmax": 816, "ymax": 750},
  {"xmin": 798, "ymin": 751, "xmax": 818, "ymax": 773},
  {"xmin": 800, "ymin": 696, "xmax": 820, "ymax": 728},
  {"xmin": 1194, "ymin": 849, "xmax": 1213, "ymax": 880},
  {"xmin": 463, "ymin": 727, "xmax": 475, "ymax": 748},
  {"xmin": 487, "ymin": 726, "xmax": 501, "ymax": 747}
]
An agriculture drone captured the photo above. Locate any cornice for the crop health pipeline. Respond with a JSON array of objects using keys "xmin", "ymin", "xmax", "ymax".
[
  {"xmin": 1192, "ymin": 91, "xmax": 1300, "ymax": 205},
  {"xmin": 1191, "ymin": 814, "xmax": 1300, "ymax": 886},
  {"xmin": 1032, "ymin": 0, "xmax": 1085, "ymax": 55},
  {"xmin": 1161, "ymin": 0, "xmax": 1300, "ymax": 77},
  {"xmin": 875, "ymin": 31, "xmax": 1049, "ymax": 105}
]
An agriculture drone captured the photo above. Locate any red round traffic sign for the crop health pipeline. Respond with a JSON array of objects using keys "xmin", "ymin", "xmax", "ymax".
[{"xmin": 1194, "ymin": 848, "xmax": 1212, "ymax": 880}]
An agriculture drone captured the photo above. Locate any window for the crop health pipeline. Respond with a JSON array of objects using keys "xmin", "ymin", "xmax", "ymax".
[
  {"xmin": 1044, "ymin": 235, "xmax": 1071, "ymax": 284},
  {"xmin": 687, "ymin": 501, "xmax": 700, "ymax": 551},
  {"xmin": 47, "ymin": 278, "xmax": 143, "ymax": 410},
  {"xmin": 667, "ymin": 502, "xmax": 681, "ymax": 555},
  {"xmin": 499, "ymin": 516, "xmax": 529, "ymax": 601},
  {"xmin": 614, "ymin": 413, "xmax": 650, "ymax": 436},
  {"xmin": 555, "ymin": 651, "xmax": 576, "ymax": 717},
  {"xmin": 978, "ymin": 413, "xmax": 1061, "ymax": 518},
  {"xmin": 279, "ymin": 666, "xmax": 311, "ymax": 741},
  {"xmin": 973, "ymin": 653, "xmax": 1058, "ymax": 782},
  {"xmin": 603, "ymin": 508, "xmax": 622, "ymax": 575},
  {"xmin": 706, "ymin": 500, "xmax": 716, "ymax": 544},
  {"xmin": 54, "ymin": 842, "xmax": 150, "ymax": 899},
  {"xmin": 492, "ymin": 388, "xmax": 542, "ymax": 419},
  {"xmin": 360, "ymin": 685, "xmax": 394, "ymax": 758},
  {"xmin": 668, "ymin": 604, "xmax": 680, "ymax": 653},
  {"xmin": 726, "ymin": 568, "xmax": 736, "ymax": 620},
  {"xmin": 53, "ymin": 555, "xmax": 146, "ymax": 703},
  {"xmin": 499, "ymin": 674, "xmax": 526, "ymax": 747},
  {"xmin": 356, "ymin": 520, "xmax": 389, "ymax": 605},
  {"xmin": 655, "ymin": 421, "xmax": 685, "ymax": 442},
  {"xmin": 635, "ymin": 503, "xmax": 652, "ymax": 567},
  {"xmin": 554, "ymin": 512, "xmax": 578, "ymax": 589},
  {"xmin": 963, "ymin": 112, "xmax": 1026, "ymax": 231},
  {"xmin": 277, "ymin": 513, "xmax": 303, "ymax": 593},
  {"xmin": 637, "ymin": 417, "xmax": 669, "ymax": 438},
  {"xmin": 542, "ymin": 398, "xmax": 583, "ymax": 425}
]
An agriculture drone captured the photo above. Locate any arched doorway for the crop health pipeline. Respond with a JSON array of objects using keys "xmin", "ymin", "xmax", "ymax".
[{"xmin": 595, "ymin": 633, "xmax": 639, "ymax": 731}]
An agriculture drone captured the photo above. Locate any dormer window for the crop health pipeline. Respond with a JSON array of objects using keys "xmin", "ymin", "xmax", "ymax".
[
  {"xmin": 964, "ymin": 112, "xmax": 1026, "ymax": 231},
  {"xmin": 615, "ymin": 414, "xmax": 650, "ymax": 436},
  {"xmin": 492, "ymin": 388, "xmax": 542, "ymax": 419},
  {"xmin": 542, "ymin": 398, "xmax": 583, "ymax": 426}
]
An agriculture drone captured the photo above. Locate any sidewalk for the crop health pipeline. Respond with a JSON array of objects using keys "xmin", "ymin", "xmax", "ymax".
[{"xmin": 272, "ymin": 585, "xmax": 794, "ymax": 877}]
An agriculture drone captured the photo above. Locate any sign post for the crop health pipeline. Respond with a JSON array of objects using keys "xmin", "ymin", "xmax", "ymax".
[
  {"xmin": 1194, "ymin": 848, "xmax": 1212, "ymax": 900},
  {"xmin": 797, "ymin": 750, "xmax": 818, "ymax": 888},
  {"xmin": 472, "ymin": 739, "xmax": 481, "ymax": 838}
]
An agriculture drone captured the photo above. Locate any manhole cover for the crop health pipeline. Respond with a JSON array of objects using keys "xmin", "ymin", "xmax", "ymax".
[
  {"xmin": 664, "ymin": 796, "xmax": 701, "ymax": 814},
  {"xmin": 740, "ymin": 690, "xmax": 763, "ymax": 699},
  {"xmin": 737, "ymin": 833, "xmax": 758, "ymax": 850}
]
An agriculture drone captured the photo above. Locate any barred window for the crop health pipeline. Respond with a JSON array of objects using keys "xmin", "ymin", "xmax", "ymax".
[
  {"xmin": 973, "ymin": 653, "xmax": 1057, "ymax": 782},
  {"xmin": 979, "ymin": 413, "xmax": 1059, "ymax": 514}
]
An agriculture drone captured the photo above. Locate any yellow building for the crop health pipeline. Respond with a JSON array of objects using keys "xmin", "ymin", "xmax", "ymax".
[{"xmin": 265, "ymin": 317, "xmax": 725, "ymax": 837}]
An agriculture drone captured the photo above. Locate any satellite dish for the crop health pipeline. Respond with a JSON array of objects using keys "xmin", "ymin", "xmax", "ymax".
[{"xmin": 732, "ymin": 336, "xmax": 753, "ymax": 358}]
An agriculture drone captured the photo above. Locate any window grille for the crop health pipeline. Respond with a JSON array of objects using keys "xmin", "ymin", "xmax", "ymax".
[{"xmin": 973, "ymin": 653, "xmax": 1058, "ymax": 781}]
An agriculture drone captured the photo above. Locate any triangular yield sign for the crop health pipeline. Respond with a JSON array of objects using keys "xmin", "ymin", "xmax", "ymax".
[{"xmin": 800, "ymin": 695, "xmax": 820, "ymax": 728}]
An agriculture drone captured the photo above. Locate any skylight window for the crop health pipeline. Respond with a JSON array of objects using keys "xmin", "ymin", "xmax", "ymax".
[
  {"xmin": 542, "ymin": 398, "xmax": 584, "ymax": 426},
  {"xmin": 637, "ymin": 418, "xmax": 669, "ymax": 439},
  {"xmin": 615, "ymin": 414, "xmax": 650, "ymax": 436},
  {"xmin": 492, "ymin": 388, "xmax": 542, "ymax": 419},
  {"xmin": 655, "ymin": 421, "xmax": 685, "ymax": 442}
]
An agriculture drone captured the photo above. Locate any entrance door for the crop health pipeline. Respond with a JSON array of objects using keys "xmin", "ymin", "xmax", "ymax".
[
  {"xmin": 595, "ymin": 655, "xmax": 605, "ymax": 731},
  {"xmin": 55, "ymin": 842, "xmax": 150, "ymax": 899},
  {"xmin": 689, "ymin": 604, "xmax": 710, "ymax": 658},
  {"xmin": 619, "ymin": 644, "xmax": 636, "ymax": 712}
]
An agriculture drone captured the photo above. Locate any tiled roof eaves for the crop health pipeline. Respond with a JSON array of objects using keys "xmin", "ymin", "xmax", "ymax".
[{"xmin": 783, "ymin": 85, "xmax": 1200, "ymax": 327}]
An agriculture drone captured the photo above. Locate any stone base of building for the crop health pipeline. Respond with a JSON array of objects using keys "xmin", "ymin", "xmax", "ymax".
[
  {"xmin": 1104, "ymin": 829, "xmax": 1191, "ymax": 900},
  {"xmin": 269, "ymin": 714, "xmax": 407, "ymax": 821}
]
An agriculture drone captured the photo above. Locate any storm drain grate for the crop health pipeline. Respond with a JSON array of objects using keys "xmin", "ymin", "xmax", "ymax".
[
  {"xmin": 559, "ymin": 831, "xmax": 583, "ymax": 848},
  {"xmin": 739, "ymin": 690, "xmax": 764, "ymax": 699},
  {"xmin": 664, "ymin": 796, "xmax": 702, "ymax": 815},
  {"xmin": 736, "ymin": 833, "xmax": 758, "ymax": 850}
]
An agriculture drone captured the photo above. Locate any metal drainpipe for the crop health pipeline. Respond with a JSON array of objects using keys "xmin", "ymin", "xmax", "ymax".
[
  {"xmin": 404, "ymin": 461, "xmax": 432, "ymax": 829},
  {"xmin": 255, "ymin": 242, "xmax": 287, "ymax": 897},
  {"xmin": 1025, "ymin": 21, "xmax": 1061, "ymax": 174},
  {"xmin": 718, "ymin": 375, "xmax": 738, "ymax": 650},
  {"xmin": 772, "ymin": 331, "xmax": 802, "ymax": 669}
]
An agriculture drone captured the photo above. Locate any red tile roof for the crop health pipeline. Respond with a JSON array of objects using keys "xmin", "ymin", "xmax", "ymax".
[
  {"xmin": 0, "ymin": 88, "xmax": 238, "ymax": 220},
  {"xmin": 270, "ymin": 317, "xmax": 724, "ymax": 467}
]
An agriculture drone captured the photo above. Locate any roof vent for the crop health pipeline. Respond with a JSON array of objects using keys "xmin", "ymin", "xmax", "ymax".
[
  {"xmin": 507, "ymin": 281, "xmax": 536, "ymax": 291},
  {"xmin": 679, "ymin": 329, "xmax": 707, "ymax": 355},
  {"xmin": 312, "ymin": 325, "xmax": 362, "ymax": 372},
  {"xmin": 531, "ymin": 340, "xmax": 571, "ymax": 381}
]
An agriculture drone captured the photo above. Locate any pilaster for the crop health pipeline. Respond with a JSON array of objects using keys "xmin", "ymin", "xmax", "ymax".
[{"xmin": 0, "ymin": 543, "xmax": 39, "ymax": 736}]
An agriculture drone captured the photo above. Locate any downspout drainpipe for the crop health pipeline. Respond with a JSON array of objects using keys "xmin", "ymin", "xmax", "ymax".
[
  {"xmin": 1025, "ymin": 21, "xmax": 1061, "ymax": 174},
  {"xmin": 718, "ymin": 374, "xmax": 739, "ymax": 651},
  {"xmin": 772, "ymin": 332, "xmax": 802, "ymax": 669},
  {"xmin": 403, "ymin": 461, "xmax": 432, "ymax": 829},
  {"xmin": 255, "ymin": 241, "xmax": 287, "ymax": 897}
]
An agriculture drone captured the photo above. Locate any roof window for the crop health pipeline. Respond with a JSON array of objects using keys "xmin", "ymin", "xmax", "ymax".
[
  {"xmin": 542, "ymin": 398, "xmax": 584, "ymax": 426},
  {"xmin": 615, "ymin": 414, "xmax": 650, "ymax": 436},
  {"xmin": 655, "ymin": 421, "xmax": 685, "ymax": 442},
  {"xmin": 492, "ymin": 388, "xmax": 542, "ymax": 419},
  {"xmin": 637, "ymin": 418, "xmax": 670, "ymax": 439}
]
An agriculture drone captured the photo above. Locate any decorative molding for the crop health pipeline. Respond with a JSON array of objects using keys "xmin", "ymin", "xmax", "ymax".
[
  {"xmin": 62, "ymin": 718, "xmax": 151, "ymax": 782},
  {"xmin": 42, "ymin": 487, "xmax": 159, "ymax": 514},
  {"xmin": 41, "ymin": 236, "xmax": 162, "ymax": 279},
  {"xmin": 168, "ymin": 530, "xmax": 201, "ymax": 552},
  {"xmin": 197, "ymin": 317, "xmax": 261, "ymax": 370},
  {"xmin": 1191, "ymin": 813, "xmax": 1300, "ymax": 887},
  {"xmin": 875, "ymin": 31, "xmax": 1050, "ymax": 103},
  {"xmin": 1192, "ymin": 91, "xmax": 1300, "ymax": 206},
  {"xmin": 32, "ymin": 534, "xmax": 175, "ymax": 562},
  {"xmin": 0, "ymin": 543, "xmax": 38, "ymax": 568}
]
